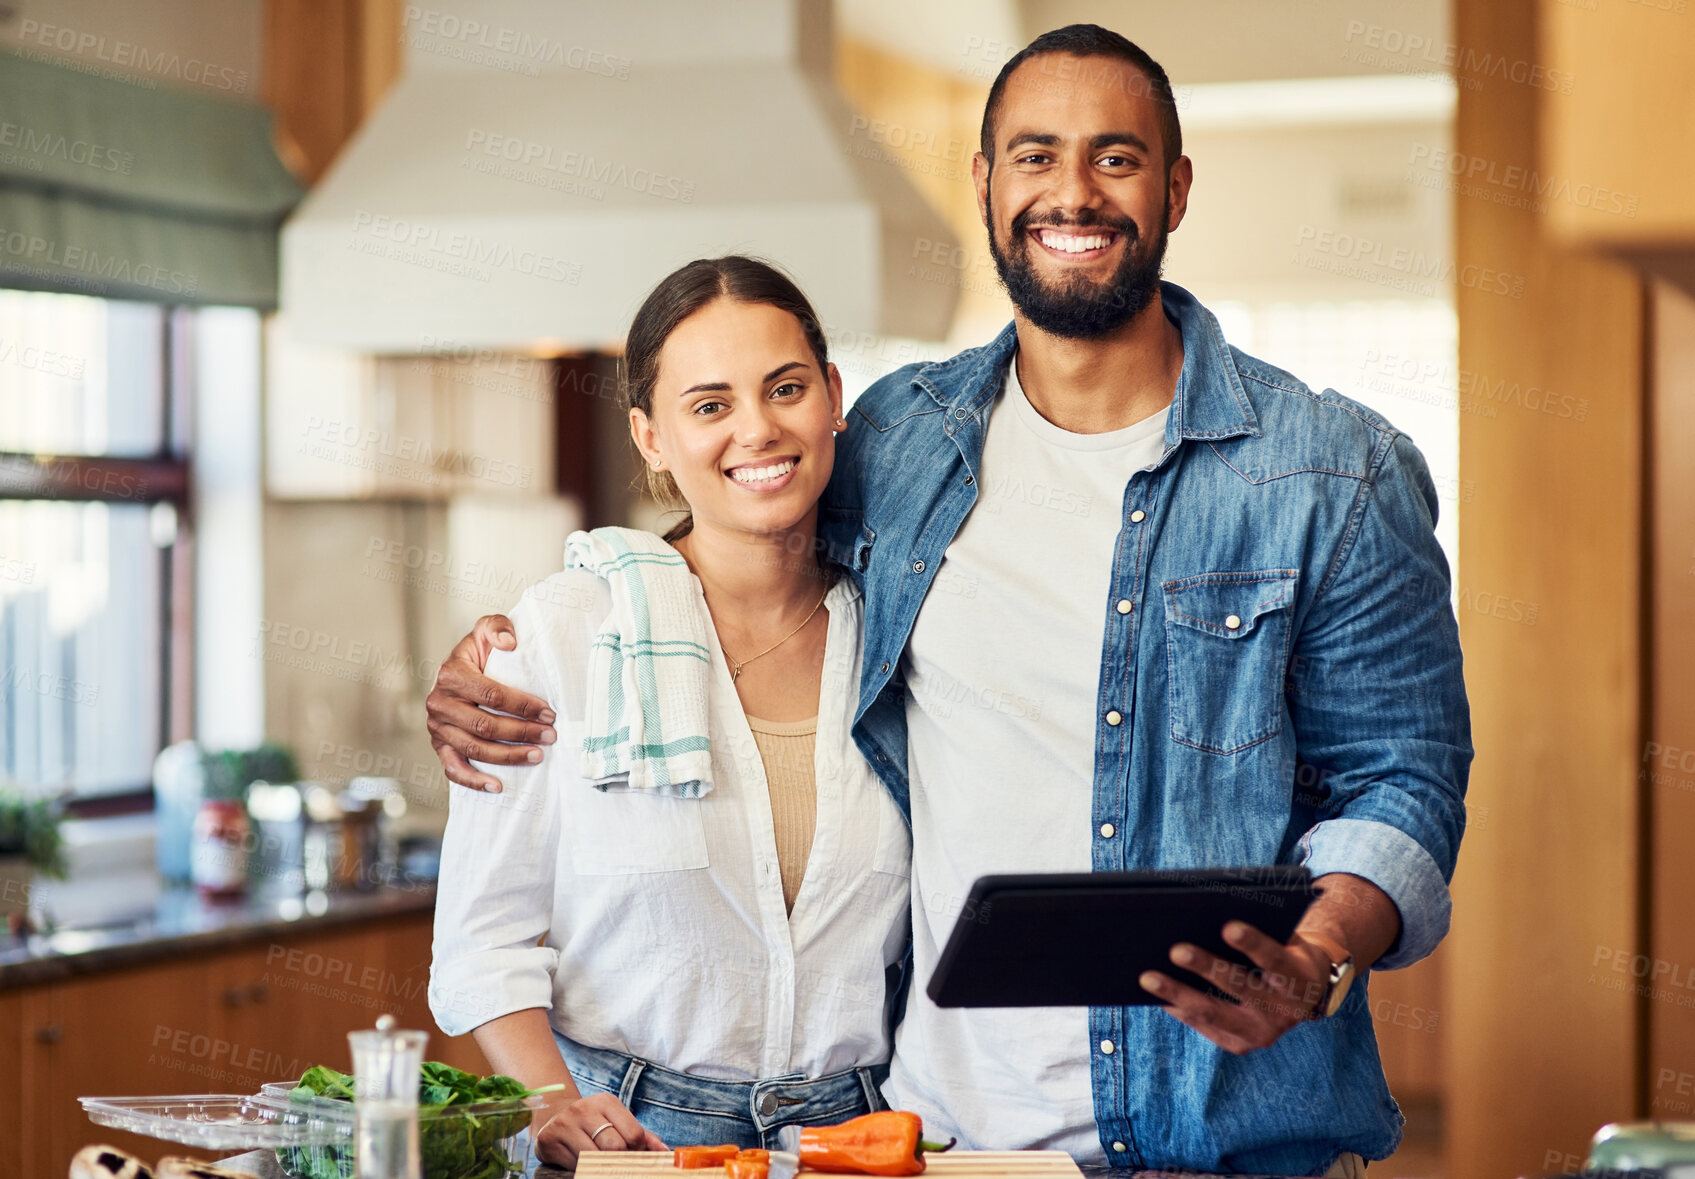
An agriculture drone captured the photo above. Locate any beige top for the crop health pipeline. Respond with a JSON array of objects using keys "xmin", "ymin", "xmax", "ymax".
[{"xmin": 745, "ymin": 714, "xmax": 819, "ymax": 914}]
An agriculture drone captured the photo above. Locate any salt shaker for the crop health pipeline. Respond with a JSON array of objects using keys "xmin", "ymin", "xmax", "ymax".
[{"xmin": 348, "ymin": 1013, "xmax": 428, "ymax": 1179}]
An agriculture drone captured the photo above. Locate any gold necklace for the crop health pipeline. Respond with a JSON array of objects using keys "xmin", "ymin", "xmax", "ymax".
[{"xmin": 721, "ymin": 589, "xmax": 829, "ymax": 682}]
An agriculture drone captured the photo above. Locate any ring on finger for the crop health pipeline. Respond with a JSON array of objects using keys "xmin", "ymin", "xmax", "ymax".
[{"xmin": 590, "ymin": 1122, "xmax": 617, "ymax": 1145}]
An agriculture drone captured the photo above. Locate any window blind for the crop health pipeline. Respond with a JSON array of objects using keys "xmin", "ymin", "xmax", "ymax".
[{"xmin": 0, "ymin": 49, "xmax": 303, "ymax": 308}]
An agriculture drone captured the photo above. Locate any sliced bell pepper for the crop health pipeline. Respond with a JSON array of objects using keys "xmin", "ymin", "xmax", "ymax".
[
  {"xmin": 674, "ymin": 1145, "xmax": 741, "ymax": 1169},
  {"xmin": 726, "ymin": 1157, "xmax": 770, "ymax": 1179}
]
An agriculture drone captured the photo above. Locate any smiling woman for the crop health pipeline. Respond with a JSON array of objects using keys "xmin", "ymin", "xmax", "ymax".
[
  {"xmin": 427, "ymin": 256, "xmax": 909, "ymax": 1169},
  {"xmin": 618, "ymin": 256, "xmax": 841, "ymax": 546}
]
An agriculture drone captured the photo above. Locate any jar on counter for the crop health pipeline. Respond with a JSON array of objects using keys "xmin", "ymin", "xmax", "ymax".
[{"xmin": 191, "ymin": 798, "xmax": 251, "ymax": 898}]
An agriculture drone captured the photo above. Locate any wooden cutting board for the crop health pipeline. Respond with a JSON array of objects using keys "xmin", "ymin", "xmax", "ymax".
[{"xmin": 578, "ymin": 1153, "xmax": 1084, "ymax": 1179}]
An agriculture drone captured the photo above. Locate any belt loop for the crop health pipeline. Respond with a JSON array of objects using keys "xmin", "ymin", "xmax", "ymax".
[
  {"xmin": 618, "ymin": 1056, "xmax": 648, "ymax": 1107},
  {"xmin": 855, "ymin": 1066, "xmax": 883, "ymax": 1112}
]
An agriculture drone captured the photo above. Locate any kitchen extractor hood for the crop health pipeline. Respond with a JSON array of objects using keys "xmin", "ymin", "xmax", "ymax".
[{"xmin": 279, "ymin": 0, "xmax": 962, "ymax": 352}]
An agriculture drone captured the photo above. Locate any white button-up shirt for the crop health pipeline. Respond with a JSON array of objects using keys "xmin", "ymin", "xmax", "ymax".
[{"xmin": 430, "ymin": 570, "xmax": 911, "ymax": 1081}]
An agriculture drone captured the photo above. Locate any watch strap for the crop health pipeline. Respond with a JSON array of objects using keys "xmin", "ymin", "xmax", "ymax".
[
  {"xmin": 1303, "ymin": 931, "xmax": 1351, "ymax": 969},
  {"xmin": 1302, "ymin": 931, "xmax": 1354, "ymax": 1020}
]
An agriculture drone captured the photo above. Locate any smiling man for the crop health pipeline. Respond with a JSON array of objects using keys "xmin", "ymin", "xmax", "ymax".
[
  {"xmin": 424, "ymin": 24, "xmax": 1470, "ymax": 1177},
  {"xmin": 814, "ymin": 26, "xmax": 1467, "ymax": 1175}
]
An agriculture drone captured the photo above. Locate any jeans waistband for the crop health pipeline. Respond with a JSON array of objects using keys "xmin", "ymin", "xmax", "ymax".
[{"xmin": 554, "ymin": 1033, "xmax": 884, "ymax": 1131}]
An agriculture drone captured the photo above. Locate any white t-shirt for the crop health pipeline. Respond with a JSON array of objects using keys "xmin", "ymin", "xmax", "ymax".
[{"xmin": 885, "ymin": 356, "xmax": 1170, "ymax": 1161}]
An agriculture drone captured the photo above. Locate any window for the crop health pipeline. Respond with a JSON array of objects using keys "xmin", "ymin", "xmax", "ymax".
[{"xmin": 0, "ymin": 290, "xmax": 191, "ymax": 801}]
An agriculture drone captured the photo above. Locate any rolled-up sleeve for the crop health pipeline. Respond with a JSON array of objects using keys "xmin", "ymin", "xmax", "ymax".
[
  {"xmin": 1289, "ymin": 433, "xmax": 1473, "ymax": 971},
  {"xmin": 1298, "ymin": 818, "xmax": 1450, "ymax": 970},
  {"xmin": 429, "ymin": 597, "xmax": 564, "ymax": 1036}
]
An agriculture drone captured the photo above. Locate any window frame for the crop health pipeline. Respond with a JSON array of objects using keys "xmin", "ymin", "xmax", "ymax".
[{"xmin": 0, "ymin": 302, "xmax": 194, "ymax": 816}]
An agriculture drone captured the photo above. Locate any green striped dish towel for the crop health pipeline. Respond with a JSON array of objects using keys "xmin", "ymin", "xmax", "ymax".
[{"xmin": 566, "ymin": 527, "xmax": 715, "ymax": 797}]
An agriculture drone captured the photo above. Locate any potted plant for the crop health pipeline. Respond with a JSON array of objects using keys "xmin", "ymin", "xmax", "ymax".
[
  {"xmin": 202, "ymin": 743, "xmax": 300, "ymax": 801},
  {"xmin": 0, "ymin": 786, "xmax": 67, "ymax": 931}
]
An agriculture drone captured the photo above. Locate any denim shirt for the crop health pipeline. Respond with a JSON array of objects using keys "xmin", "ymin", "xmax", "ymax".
[{"xmin": 820, "ymin": 282, "xmax": 1471, "ymax": 1174}]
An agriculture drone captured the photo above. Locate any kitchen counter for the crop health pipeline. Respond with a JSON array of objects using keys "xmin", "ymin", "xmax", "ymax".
[
  {"xmin": 211, "ymin": 1151, "xmax": 1291, "ymax": 1179},
  {"xmin": 0, "ymin": 882, "xmax": 437, "ymax": 989},
  {"xmin": 216, "ymin": 1148, "xmax": 569, "ymax": 1178}
]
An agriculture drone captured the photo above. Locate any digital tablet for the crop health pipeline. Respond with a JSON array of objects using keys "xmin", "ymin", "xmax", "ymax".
[{"xmin": 925, "ymin": 866, "xmax": 1320, "ymax": 1008}]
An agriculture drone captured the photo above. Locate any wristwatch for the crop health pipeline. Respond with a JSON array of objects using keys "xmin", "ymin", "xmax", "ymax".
[{"xmin": 1303, "ymin": 931, "xmax": 1357, "ymax": 1019}]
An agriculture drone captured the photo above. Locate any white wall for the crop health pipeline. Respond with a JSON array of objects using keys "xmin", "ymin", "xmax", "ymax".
[{"xmin": 194, "ymin": 307, "xmax": 266, "ymax": 749}]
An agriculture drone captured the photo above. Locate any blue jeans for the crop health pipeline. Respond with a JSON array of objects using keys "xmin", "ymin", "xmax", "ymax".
[{"xmin": 554, "ymin": 1033, "xmax": 885, "ymax": 1149}]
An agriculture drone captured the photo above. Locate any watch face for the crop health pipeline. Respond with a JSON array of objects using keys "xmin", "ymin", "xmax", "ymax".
[{"xmin": 1325, "ymin": 961, "xmax": 1357, "ymax": 1017}]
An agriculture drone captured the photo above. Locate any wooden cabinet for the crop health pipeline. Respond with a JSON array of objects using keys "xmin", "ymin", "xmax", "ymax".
[
  {"xmin": 209, "ymin": 929, "xmax": 377, "ymax": 1086},
  {"xmin": 0, "ymin": 990, "xmax": 21, "ymax": 1173},
  {"xmin": 370, "ymin": 914, "xmax": 490, "ymax": 1077},
  {"xmin": 1542, "ymin": 1, "xmax": 1695, "ymax": 249},
  {"xmin": 1, "ymin": 911, "xmax": 487, "ymax": 1177},
  {"xmin": 1371, "ymin": 950, "xmax": 1443, "ymax": 1101},
  {"xmin": 263, "ymin": 316, "xmax": 554, "ymax": 501},
  {"xmin": 1649, "ymin": 282, "xmax": 1695, "ymax": 1120},
  {"xmin": 1449, "ymin": 4, "xmax": 1648, "ymax": 1175},
  {"xmin": 17, "ymin": 957, "xmax": 218, "ymax": 1175}
]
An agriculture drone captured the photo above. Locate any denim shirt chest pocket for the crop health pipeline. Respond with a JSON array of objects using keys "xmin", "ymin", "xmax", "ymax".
[{"xmin": 1163, "ymin": 570, "xmax": 1299, "ymax": 755}]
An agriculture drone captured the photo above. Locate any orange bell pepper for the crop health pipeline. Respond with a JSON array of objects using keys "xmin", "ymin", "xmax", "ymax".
[
  {"xmin": 797, "ymin": 1111, "xmax": 957, "ymax": 1176},
  {"xmin": 726, "ymin": 1157, "xmax": 770, "ymax": 1179},
  {"xmin": 674, "ymin": 1145, "xmax": 741, "ymax": 1169}
]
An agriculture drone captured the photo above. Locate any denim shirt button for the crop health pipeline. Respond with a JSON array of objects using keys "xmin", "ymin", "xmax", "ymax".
[
  {"xmin": 1100, "ymin": 1038, "xmax": 1115, "ymax": 1054},
  {"xmin": 1099, "ymin": 822, "xmax": 1115, "ymax": 838},
  {"xmin": 954, "ymin": 408, "xmax": 968, "ymax": 419},
  {"xmin": 1105, "ymin": 710, "xmax": 1123, "ymax": 726},
  {"xmin": 1130, "ymin": 509, "xmax": 1146, "ymax": 523},
  {"xmin": 912, "ymin": 559, "xmax": 925, "ymax": 574},
  {"xmin": 1116, "ymin": 599, "xmax": 1132, "ymax": 615},
  {"xmin": 1225, "ymin": 614, "xmax": 1242, "ymax": 629},
  {"xmin": 1112, "ymin": 1142, "xmax": 1128, "ymax": 1153}
]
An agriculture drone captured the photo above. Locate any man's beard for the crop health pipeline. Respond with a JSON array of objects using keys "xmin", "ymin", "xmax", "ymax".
[{"xmin": 987, "ymin": 188, "xmax": 1170, "ymax": 340}]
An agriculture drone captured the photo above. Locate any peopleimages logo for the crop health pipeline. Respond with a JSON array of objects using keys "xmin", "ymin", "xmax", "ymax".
[
  {"xmin": 0, "ymin": 228, "xmax": 199, "ymax": 297},
  {"xmin": 461, "ymin": 131, "xmax": 695, "ymax": 203},
  {"xmin": 1359, "ymin": 351, "xmax": 1589, "ymax": 422},
  {"xmin": 1294, "ymin": 225, "xmax": 1527, "ymax": 300},
  {"xmin": 348, "ymin": 210, "xmax": 582, "ymax": 285},
  {"xmin": 298, "ymin": 414, "xmax": 536, "ymax": 489},
  {"xmin": 0, "ymin": 121, "xmax": 135, "ymax": 174},
  {"xmin": 16, "ymin": 19, "xmax": 249, "ymax": 92},
  {"xmin": 0, "ymin": 556, "xmax": 37, "ymax": 585},
  {"xmin": 2, "ymin": 665, "xmax": 100, "ymax": 706},
  {"xmin": 1341, "ymin": 20, "xmax": 1575, "ymax": 94},
  {"xmin": 403, "ymin": 6, "xmax": 631, "ymax": 78},
  {"xmin": 1407, "ymin": 144, "xmax": 1638, "ymax": 220},
  {"xmin": 0, "ymin": 336, "xmax": 85, "ymax": 380}
]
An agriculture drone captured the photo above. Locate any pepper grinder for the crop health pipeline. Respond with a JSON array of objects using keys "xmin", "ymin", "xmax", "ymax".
[{"xmin": 348, "ymin": 1013, "xmax": 428, "ymax": 1179}]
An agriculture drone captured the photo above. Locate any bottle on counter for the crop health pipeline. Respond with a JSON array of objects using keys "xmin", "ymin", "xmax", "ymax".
[
  {"xmin": 152, "ymin": 740, "xmax": 206, "ymax": 883},
  {"xmin": 349, "ymin": 1013, "xmax": 427, "ymax": 1179},
  {"xmin": 190, "ymin": 798, "xmax": 251, "ymax": 899}
]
